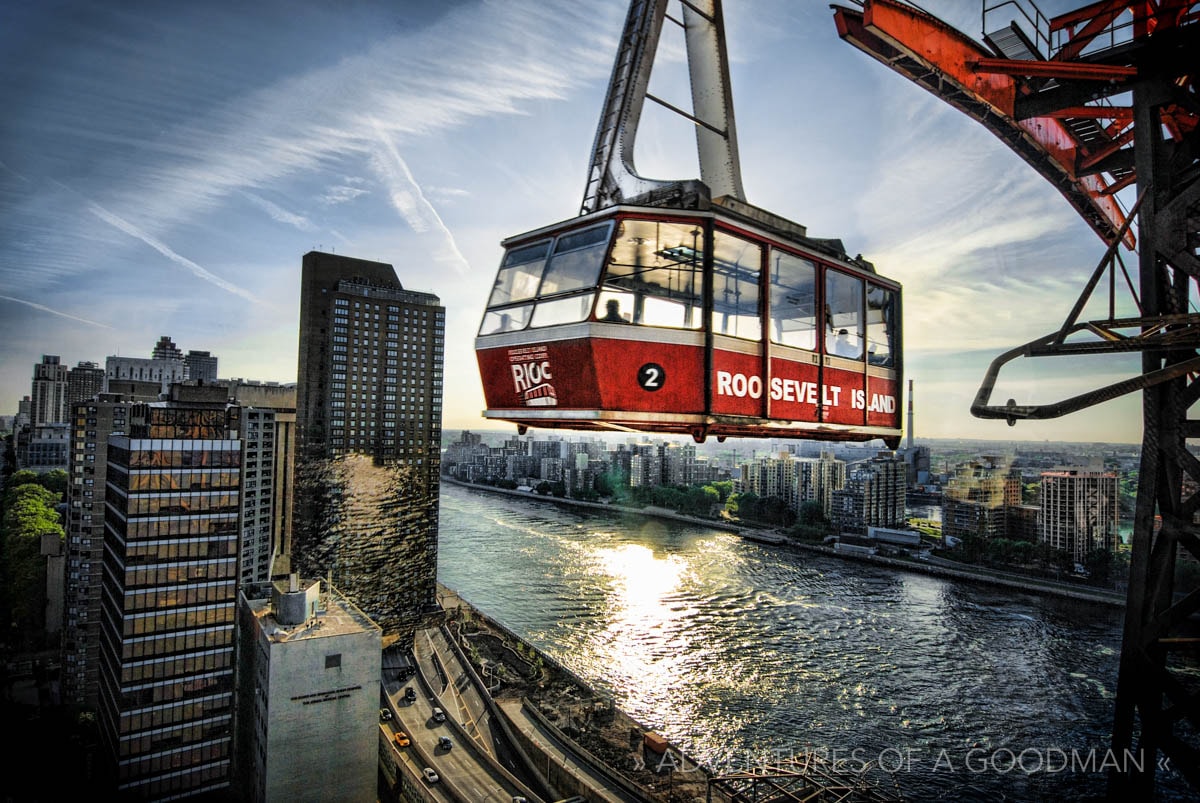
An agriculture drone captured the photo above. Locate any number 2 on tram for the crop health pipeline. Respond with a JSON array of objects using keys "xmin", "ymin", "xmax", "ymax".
[{"xmin": 475, "ymin": 201, "xmax": 902, "ymax": 446}]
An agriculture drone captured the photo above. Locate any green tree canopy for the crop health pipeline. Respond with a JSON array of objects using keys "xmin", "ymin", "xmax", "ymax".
[{"xmin": 38, "ymin": 469, "xmax": 68, "ymax": 496}]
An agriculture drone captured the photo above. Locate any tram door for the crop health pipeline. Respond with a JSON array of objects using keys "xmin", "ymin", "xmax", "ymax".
[
  {"xmin": 765, "ymin": 249, "xmax": 822, "ymax": 426},
  {"xmin": 710, "ymin": 229, "xmax": 767, "ymax": 419}
]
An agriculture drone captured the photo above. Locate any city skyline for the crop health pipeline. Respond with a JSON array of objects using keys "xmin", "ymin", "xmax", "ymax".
[{"xmin": 1, "ymin": 0, "xmax": 1144, "ymax": 444}]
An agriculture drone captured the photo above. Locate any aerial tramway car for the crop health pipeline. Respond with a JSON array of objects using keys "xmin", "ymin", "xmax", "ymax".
[
  {"xmin": 475, "ymin": 193, "xmax": 902, "ymax": 446},
  {"xmin": 475, "ymin": 0, "xmax": 902, "ymax": 446}
]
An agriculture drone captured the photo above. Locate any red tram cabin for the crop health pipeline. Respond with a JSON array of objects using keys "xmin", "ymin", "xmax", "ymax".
[{"xmin": 475, "ymin": 200, "xmax": 901, "ymax": 446}]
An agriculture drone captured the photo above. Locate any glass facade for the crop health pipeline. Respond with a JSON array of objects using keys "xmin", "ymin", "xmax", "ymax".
[
  {"xmin": 98, "ymin": 408, "xmax": 241, "ymax": 800},
  {"xmin": 295, "ymin": 252, "xmax": 444, "ymax": 645}
]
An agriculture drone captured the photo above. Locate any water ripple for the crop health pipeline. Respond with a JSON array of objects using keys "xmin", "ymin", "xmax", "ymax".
[{"xmin": 437, "ymin": 483, "xmax": 1189, "ymax": 802}]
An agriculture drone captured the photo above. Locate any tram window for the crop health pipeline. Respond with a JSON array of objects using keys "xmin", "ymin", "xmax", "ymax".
[
  {"xmin": 866, "ymin": 284, "xmax": 897, "ymax": 367},
  {"xmin": 768, "ymin": 250, "xmax": 816, "ymax": 350},
  {"xmin": 535, "ymin": 224, "xmax": 611, "ymax": 297},
  {"xmin": 530, "ymin": 294, "xmax": 596, "ymax": 327},
  {"xmin": 478, "ymin": 304, "xmax": 532, "ymax": 335},
  {"xmin": 599, "ymin": 219, "xmax": 704, "ymax": 329},
  {"xmin": 825, "ymin": 270, "xmax": 863, "ymax": 359},
  {"xmin": 486, "ymin": 240, "xmax": 550, "ymax": 308},
  {"xmin": 712, "ymin": 231, "xmax": 762, "ymax": 340}
]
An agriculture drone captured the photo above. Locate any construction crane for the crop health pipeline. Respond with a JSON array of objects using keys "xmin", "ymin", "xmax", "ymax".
[{"xmin": 832, "ymin": 0, "xmax": 1199, "ymax": 797}]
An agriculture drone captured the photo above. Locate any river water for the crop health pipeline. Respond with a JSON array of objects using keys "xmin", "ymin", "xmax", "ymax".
[{"xmin": 437, "ymin": 482, "xmax": 1184, "ymax": 802}]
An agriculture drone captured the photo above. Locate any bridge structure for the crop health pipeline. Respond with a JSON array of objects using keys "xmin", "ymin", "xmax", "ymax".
[{"xmin": 831, "ymin": 1, "xmax": 1199, "ymax": 797}]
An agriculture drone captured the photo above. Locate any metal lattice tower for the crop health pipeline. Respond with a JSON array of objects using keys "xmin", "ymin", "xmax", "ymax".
[{"xmin": 831, "ymin": 0, "xmax": 1200, "ymax": 796}]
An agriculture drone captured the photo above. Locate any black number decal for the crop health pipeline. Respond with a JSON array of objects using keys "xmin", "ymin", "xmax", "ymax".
[{"xmin": 638, "ymin": 363, "xmax": 665, "ymax": 391}]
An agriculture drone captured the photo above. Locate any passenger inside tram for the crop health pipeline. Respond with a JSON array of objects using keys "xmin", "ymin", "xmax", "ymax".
[
  {"xmin": 601, "ymin": 298, "xmax": 627, "ymax": 322},
  {"xmin": 832, "ymin": 328, "xmax": 857, "ymax": 358}
]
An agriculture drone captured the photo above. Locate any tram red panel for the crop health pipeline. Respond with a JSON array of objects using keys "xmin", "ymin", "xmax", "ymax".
[
  {"xmin": 866, "ymin": 374, "xmax": 900, "ymax": 428},
  {"xmin": 477, "ymin": 341, "xmax": 601, "ymax": 409},
  {"xmin": 767, "ymin": 356, "xmax": 821, "ymax": 423},
  {"xmin": 477, "ymin": 336, "xmax": 707, "ymax": 414},
  {"xmin": 822, "ymin": 364, "xmax": 865, "ymax": 426},
  {"xmin": 590, "ymin": 337, "xmax": 706, "ymax": 413},
  {"xmin": 711, "ymin": 349, "xmax": 765, "ymax": 417}
]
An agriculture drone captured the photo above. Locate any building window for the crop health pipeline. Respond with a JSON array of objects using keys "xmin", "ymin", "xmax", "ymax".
[{"xmin": 325, "ymin": 653, "xmax": 341, "ymax": 669}]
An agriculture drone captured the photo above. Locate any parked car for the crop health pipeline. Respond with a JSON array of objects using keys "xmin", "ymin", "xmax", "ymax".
[
  {"xmin": 438, "ymin": 735, "xmax": 453, "ymax": 751},
  {"xmin": 431, "ymin": 707, "xmax": 446, "ymax": 722},
  {"xmin": 378, "ymin": 708, "xmax": 392, "ymax": 722},
  {"xmin": 393, "ymin": 731, "xmax": 410, "ymax": 748},
  {"xmin": 422, "ymin": 767, "xmax": 440, "ymax": 784}
]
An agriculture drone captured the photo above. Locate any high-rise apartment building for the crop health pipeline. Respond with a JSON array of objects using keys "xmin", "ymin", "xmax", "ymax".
[
  {"xmin": 737, "ymin": 450, "xmax": 846, "ymax": 518},
  {"xmin": 831, "ymin": 451, "xmax": 906, "ymax": 534},
  {"xmin": 942, "ymin": 456, "xmax": 1022, "ymax": 541},
  {"xmin": 67, "ymin": 361, "xmax": 105, "ymax": 408},
  {"xmin": 629, "ymin": 442, "xmax": 663, "ymax": 488},
  {"xmin": 184, "ymin": 350, "xmax": 219, "ymax": 383},
  {"xmin": 62, "ymin": 384, "xmax": 160, "ymax": 708},
  {"xmin": 31, "ymin": 354, "xmax": 69, "ymax": 427},
  {"xmin": 150, "ymin": 335, "xmax": 183, "ymax": 361},
  {"xmin": 1039, "ymin": 468, "xmax": 1119, "ymax": 561},
  {"xmin": 236, "ymin": 577, "xmax": 382, "ymax": 803},
  {"xmin": 293, "ymin": 251, "xmax": 444, "ymax": 643},
  {"xmin": 98, "ymin": 399, "xmax": 247, "ymax": 799},
  {"xmin": 63, "ymin": 381, "xmax": 293, "ymax": 710}
]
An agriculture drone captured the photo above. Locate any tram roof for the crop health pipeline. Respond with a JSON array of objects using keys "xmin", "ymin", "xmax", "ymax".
[{"xmin": 501, "ymin": 181, "xmax": 884, "ymax": 280}]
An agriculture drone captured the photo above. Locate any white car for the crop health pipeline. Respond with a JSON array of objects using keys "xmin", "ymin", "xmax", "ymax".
[{"xmin": 422, "ymin": 767, "xmax": 440, "ymax": 784}]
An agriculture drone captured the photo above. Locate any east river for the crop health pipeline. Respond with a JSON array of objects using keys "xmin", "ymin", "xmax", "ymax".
[{"xmin": 437, "ymin": 482, "xmax": 1188, "ymax": 802}]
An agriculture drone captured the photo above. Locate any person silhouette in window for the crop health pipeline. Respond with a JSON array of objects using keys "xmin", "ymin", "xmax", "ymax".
[
  {"xmin": 601, "ymin": 298, "xmax": 626, "ymax": 323},
  {"xmin": 832, "ymin": 328, "xmax": 859, "ymax": 358}
]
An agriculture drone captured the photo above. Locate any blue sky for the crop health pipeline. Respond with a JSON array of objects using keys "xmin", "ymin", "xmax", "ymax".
[{"xmin": 0, "ymin": 0, "xmax": 1144, "ymax": 443}]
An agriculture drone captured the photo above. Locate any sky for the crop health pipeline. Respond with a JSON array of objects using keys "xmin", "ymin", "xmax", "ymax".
[{"xmin": 0, "ymin": 0, "xmax": 1149, "ymax": 445}]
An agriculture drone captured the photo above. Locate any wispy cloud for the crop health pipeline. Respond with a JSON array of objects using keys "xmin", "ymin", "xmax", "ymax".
[
  {"xmin": 425, "ymin": 185, "xmax": 470, "ymax": 203},
  {"xmin": 0, "ymin": 294, "xmax": 111, "ymax": 328},
  {"xmin": 0, "ymin": 159, "xmax": 30, "ymax": 183},
  {"xmin": 240, "ymin": 191, "xmax": 316, "ymax": 231},
  {"xmin": 86, "ymin": 201, "xmax": 261, "ymax": 304},
  {"xmin": 322, "ymin": 177, "xmax": 370, "ymax": 206},
  {"xmin": 370, "ymin": 120, "xmax": 470, "ymax": 275}
]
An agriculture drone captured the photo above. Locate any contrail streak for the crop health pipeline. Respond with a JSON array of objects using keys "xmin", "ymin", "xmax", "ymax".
[
  {"xmin": 86, "ymin": 201, "xmax": 260, "ymax": 304},
  {"xmin": 0, "ymin": 294, "xmax": 112, "ymax": 328}
]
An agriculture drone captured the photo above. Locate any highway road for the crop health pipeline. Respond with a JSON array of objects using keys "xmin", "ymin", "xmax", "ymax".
[{"xmin": 388, "ymin": 634, "xmax": 539, "ymax": 803}]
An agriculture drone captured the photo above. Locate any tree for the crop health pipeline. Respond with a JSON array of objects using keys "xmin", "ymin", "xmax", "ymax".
[
  {"xmin": 8, "ymin": 469, "xmax": 39, "ymax": 489},
  {"xmin": 1082, "ymin": 547, "xmax": 1113, "ymax": 586},
  {"xmin": 38, "ymin": 469, "xmax": 68, "ymax": 496},
  {"xmin": 709, "ymin": 480, "xmax": 734, "ymax": 503},
  {"xmin": 1, "ymin": 482, "xmax": 63, "ymax": 645},
  {"xmin": 797, "ymin": 500, "xmax": 826, "ymax": 526}
]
